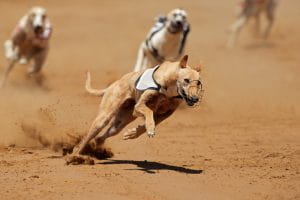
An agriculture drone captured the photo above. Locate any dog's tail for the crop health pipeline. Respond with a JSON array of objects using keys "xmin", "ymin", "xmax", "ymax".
[{"xmin": 85, "ymin": 71, "xmax": 106, "ymax": 97}]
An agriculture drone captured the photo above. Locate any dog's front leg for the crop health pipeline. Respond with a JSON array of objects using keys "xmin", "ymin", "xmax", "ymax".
[
  {"xmin": 133, "ymin": 43, "xmax": 146, "ymax": 72},
  {"xmin": 29, "ymin": 48, "xmax": 48, "ymax": 75},
  {"xmin": 134, "ymin": 90, "xmax": 157, "ymax": 137},
  {"xmin": 4, "ymin": 40, "xmax": 19, "ymax": 61},
  {"xmin": 0, "ymin": 59, "xmax": 17, "ymax": 88},
  {"xmin": 123, "ymin": 109, "xmax": 176, "ymax": 140}
]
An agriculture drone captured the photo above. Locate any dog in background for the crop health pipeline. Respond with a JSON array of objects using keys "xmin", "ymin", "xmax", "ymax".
[
  {"xmin": 226, "ymin": 0, "xmax": 278, "ymax": 48},
  {"xmin": 133, "ymin": 8, "xmax": 190, "ymax": 72},
  {"xmin": 1, "ymin": 6, "xmax": 52, "ymax": 87},
  {"xmin": 66, "ymin": 55, "xmax": 204, "ymax": 165}
]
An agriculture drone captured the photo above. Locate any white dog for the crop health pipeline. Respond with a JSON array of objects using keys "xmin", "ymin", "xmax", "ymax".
[
  {"xmin": 1, "ymin": 6, "xmax": 52, "ymax": 87},
  {"xmin": 227, "ymin": 0, "xmax": 278, "ymax": 48},
  {"xmin": 133, "ymin": 8, "xmax": 190, "ymax": 72}
]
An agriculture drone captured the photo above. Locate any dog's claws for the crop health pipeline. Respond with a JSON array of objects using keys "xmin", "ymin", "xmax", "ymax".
[{"xmin": 147, "ymin": 131, "xmax": 155, "ymax": 138}]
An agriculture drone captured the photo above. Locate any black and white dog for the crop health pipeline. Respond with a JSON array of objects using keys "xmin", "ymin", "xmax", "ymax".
[{"xmin": 133, "ymin": 8, "xmax": 190, "ymax": 72}]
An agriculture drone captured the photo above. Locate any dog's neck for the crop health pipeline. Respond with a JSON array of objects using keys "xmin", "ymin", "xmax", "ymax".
[
  {"xmin": 153, "ymin": 63, "xmax": 180, "ymax": 97},
  {"xmin": 163, "ymin": 25, "xmax": 182, "ymax": 39}
]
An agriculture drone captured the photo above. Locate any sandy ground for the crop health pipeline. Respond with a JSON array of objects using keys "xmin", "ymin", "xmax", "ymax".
[{"xmin": 0, "ymin": 0, "xmax": 299, "ymax": 199}]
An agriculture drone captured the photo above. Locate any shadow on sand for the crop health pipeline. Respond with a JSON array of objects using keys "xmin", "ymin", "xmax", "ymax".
[
  {"xmin": 99, "ymin": 159, "xmax": 203, "ymax": 174},
  {"xmin": 243, "ymin": 41, "xmax": 276, "ymax": 50}
]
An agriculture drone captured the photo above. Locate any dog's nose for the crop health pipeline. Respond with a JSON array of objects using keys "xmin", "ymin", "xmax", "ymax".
[
  {"xmin": 191, "ymin": 96, "xmax": 199, "ymax": 103},
  {"xmin": 34, "ymin": 25, "xmax": 43, "ymax": 33},
  {"xmin": 175, "ymin": 20, "xmax": 182, "ymax": 26}
]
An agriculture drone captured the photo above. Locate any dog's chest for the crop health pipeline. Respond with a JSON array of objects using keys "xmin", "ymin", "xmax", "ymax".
[
  {"xmin": 147, "ymin": 94, "xmax": 179, "ymax": 114},
  {"xmin": 19, "ymin": 36, "xmax": 45, "ymax": 55},
  {"xmin": 151, "ymin": 30, "xmax": 182, "ymax": 60}
]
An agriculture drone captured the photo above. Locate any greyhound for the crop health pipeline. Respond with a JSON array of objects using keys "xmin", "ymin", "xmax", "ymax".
[
  {"xmin": 227, "ymin": 0, "xmax": 278, "ymax": 48},
  {"xmin": 66, "ymin": 55, "xmax": 204, "ymax": 165},
  {"xmin": 1, "ymin": 6, "xmax": 52, "ymax": 87},
  {"xmin": 133, "ymin": 8, "xmax": 190, "ymax": 72}
]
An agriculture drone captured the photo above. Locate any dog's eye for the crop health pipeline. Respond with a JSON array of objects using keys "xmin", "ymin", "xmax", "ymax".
[
  {"xmin": 184, "ymin": 79, "xmax": 190, "ymax": 84},
  {"xmin": 196, "ymin": 80, "xmax": 201, "ymax": 86}
]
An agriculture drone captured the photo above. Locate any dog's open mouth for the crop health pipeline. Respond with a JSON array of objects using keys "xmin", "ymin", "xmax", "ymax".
[
  {"xmin": 170, "ymin": 21, "xmax": 183, "ymax": 32},
  {"xmin": 34, "ymin": 26, "xmax": 43, "ymax": 34}
]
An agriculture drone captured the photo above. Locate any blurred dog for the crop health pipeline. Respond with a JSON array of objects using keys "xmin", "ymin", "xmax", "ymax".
[
  {"xmin": 226, "ymin": 0, "xmax": 278, "ymax": 48},
  {"xmin": 1, "ymin": 6, "xmax": 52, "ymax": 87},
  {"xmin": 133, "ymin": 8, "xmax": 190, "ymax": 72},
  {"xmin": 66, "ymin": 55, "xmax": 204, "ymax": 164}
]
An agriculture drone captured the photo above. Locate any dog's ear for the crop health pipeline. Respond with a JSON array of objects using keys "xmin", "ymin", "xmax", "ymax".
[
  {"xmin": 193, "ymin": 61, "xmax": 204, "ymax": 72},
  {"xmin": 179, "ymin": 55, "xmax": 188, "ymax": 68}
]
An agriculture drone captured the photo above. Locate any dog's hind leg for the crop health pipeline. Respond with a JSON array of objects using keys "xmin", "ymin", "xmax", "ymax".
[
  {"xmin": 94, "ymin": 100, "xmax": 136, "ymax": 145},
  {"xmin": 74, "ymin": 112, "xmax": 115, "ymax": 156},
  {"xmin": 66, "ymin": 97, "xmax": 124, "ymax": 164},
  {"xmin": 66, "ymin": 113, "xmax": 115, "ymax": 165}
]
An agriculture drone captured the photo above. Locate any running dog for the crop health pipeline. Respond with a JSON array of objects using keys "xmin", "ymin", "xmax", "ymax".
[
  {"xmin": 66, "ymin": 55, "xmax": 203, "ymax": 165},
  {"xmin": 133, "ymin": 8, "xmax": 190, "ymax": 72},
  {"xmin": 1, "ymin": 6, "xmax": 52, "ymax": 87},
  {"xmin": 226, "ymin": 0, "xmax": 278, "ymax": 48}
]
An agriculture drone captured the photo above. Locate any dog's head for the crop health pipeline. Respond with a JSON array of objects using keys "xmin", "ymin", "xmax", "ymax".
[
  {"xmin": 166, "ymin": 8, "xmax": 187, "ymax": 33},
  {"xmin": 176, "ymin": 55, "xmax": 204, "ymax": 107},
  {"xmin": 27, "ymin": 6, "xmax": 47, "ymax": 35}
]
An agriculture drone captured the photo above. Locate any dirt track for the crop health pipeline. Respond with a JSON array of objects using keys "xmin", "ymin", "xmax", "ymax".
[{"xmin": 0, "ymin": 0, "xmax": 299, "ymax": 199}]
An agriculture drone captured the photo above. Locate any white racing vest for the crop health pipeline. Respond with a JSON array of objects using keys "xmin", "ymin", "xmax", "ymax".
[{"xmin": 135, "ymin": 66, "xmax": 161, "ymax": 91}]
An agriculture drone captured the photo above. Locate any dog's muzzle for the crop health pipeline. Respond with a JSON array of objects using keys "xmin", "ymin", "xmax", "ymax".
[
  {"xmin": 180, "ymin": 88, "xmax": 203, "ymax": 107},
  {"xmin": 34, "ymin": 25, "xmax": 43, "ymax": 34},
  {"xmin": 170, "ymin": 20, "xmax": 183, "ymax": 32}
]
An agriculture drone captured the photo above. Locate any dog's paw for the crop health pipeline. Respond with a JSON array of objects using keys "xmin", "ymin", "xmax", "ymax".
[
  {"xmin": 19, "ymin": 57, "xmax": 28, "ymax": 65},
  {"xmin": 65, "ymin": 155, "xmax": 95, "ymax": 165},
  {"xmin": 147, "ymin": 130, "xmax": 155, "ymax": 138}
]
